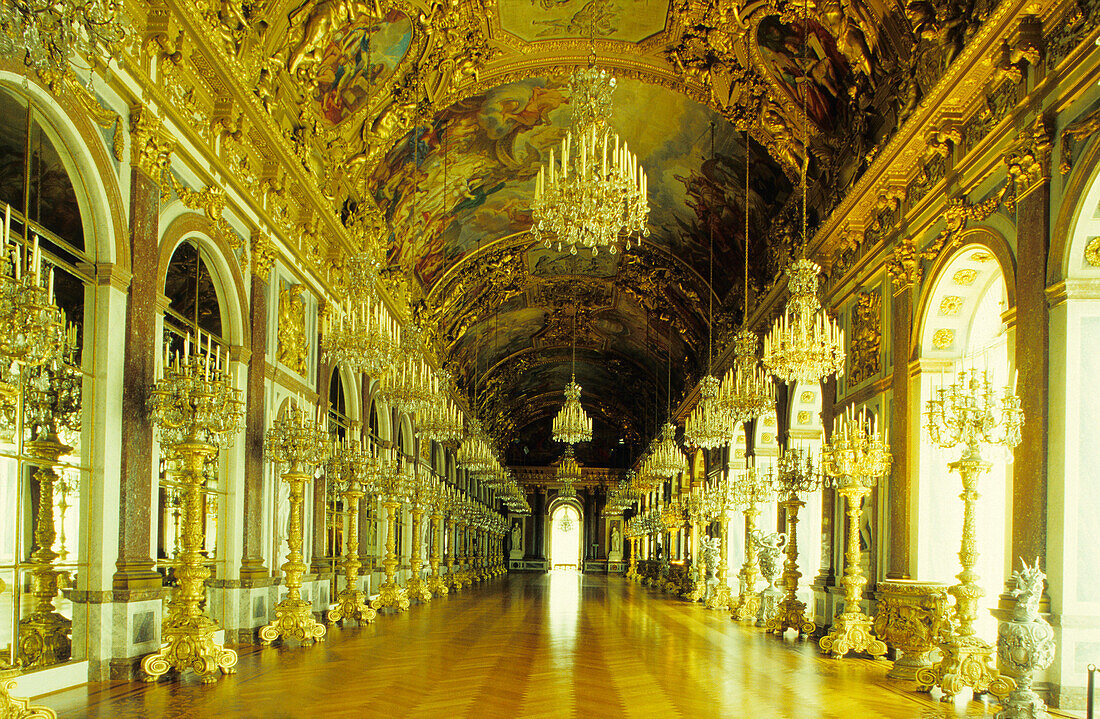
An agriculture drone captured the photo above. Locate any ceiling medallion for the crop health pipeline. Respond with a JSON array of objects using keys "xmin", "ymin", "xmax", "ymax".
[
  {"xmin": 531, "ymin": 63, "xmax": 650, "ymax": 256},
  {"xmin": 762, "ymin": 259, "xmax": 846, "ymax": 384}
]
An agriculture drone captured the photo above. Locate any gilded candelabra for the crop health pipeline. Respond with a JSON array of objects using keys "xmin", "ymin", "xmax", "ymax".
[
  {"xmin": 370, "ymin": 456, "xmax": 411, "ymax": 612},
  {"xmin": 818, "ymin": 408, "xmax": 890, "ymax": 659},
  {"xmin": 326, "ymin": 440, "xmax": 378, "ymax": 625},
  {"xmin": 444, "ymin": 489, "xmax": 462, "ymax": 592},
  {"xmin": 426, "ymin": 483, "xmax": 449, "ymax": 596},
  {"xmin": 404, "ymin": 470, "xmax": 434, "ymax": 603},
  {"xmin": 19, "ymin": 350, "xmax": 80, "ymax": 668},
  {"xmin": 729, "ymin": 459, "xmax": 774, "ymax": 622},
  {"xmin": 915, "ymin": 370, "xmax": 1022, "ymax": 701},
  {"xmin": 767, "ymin": 447, "xmax": 823, "ymax": 637},
  {"xmin": 143, "ymin": 340, "xmax": 243, "ymax": 681},
  {"xmin": 260, "ymin": 402, "xmax": 329, "ymax": 645},
  {"xmin": 683, "ymin": 490, "xmax": 708, "ymax": 602}
]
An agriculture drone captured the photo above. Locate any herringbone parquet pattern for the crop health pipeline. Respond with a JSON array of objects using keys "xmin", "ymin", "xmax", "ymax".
[{"xmin": 39, "ymin": 573, "xmax": 1069, "ymax": 719}]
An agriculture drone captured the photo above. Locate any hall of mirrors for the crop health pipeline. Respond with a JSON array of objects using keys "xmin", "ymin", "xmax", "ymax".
[{"xmin": 0, "ymin": 0, "xmax": 1099, "ymax": 716}]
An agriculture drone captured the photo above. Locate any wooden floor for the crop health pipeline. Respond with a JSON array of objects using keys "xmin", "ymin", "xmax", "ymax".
[{"xmin": 41, "ymin": 573, "xmax": 1068, "ymax": 719}]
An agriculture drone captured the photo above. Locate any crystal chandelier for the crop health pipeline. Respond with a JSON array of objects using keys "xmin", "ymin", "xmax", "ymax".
[
  {"xmin": 552, "ymin": 306, "xmax": 593, "ymax": 444},
  {"xmin": 684, "ymin": 374, "xmax": 733, "ymax": 448},
  {"xmin": 416, "ymin": 369, "xmax": 465, "ymax": 445},
  {"xmin": 761, "ymin": 67, "xmax": 844, "ymax": 385},
  {"xmin": 1, "ymin": 231, "xmax": 66, "ymax": 370},
  {"xmin": 531, "ymin": 65, "xmax": 649, "ymax": 255},
  {"xmin": 684, "ymin": 124, "xmax": 733, "ymax": 449},
  {"xmin": 762, "ymin": 259, "xmax": 845, "ymax": 384},
  {"xmin": 556, "ymin": 445, "xmax": 582, "ymax": 499},
  {"xmin": 0, "ymin": 0, "xmax": 128, "ymax": 78},
  {"xmin": 646, "ymin": 421, "xmax": 685, "ymax": 480},
  {"xmin": 721, "ymin": 136, "xmax": 775, "ymax": 424},
  {"xmin": 551, "ymin": 377, "xmax": 593, "ymax": 444},
  {"xmin": 457, "ymin": 418, "xmax": 495, "ymax": 474},
  {"xmin": 321, "ymin": 297, "xmax": 397, "ymax": 378},
  {"xmin": 379, "ymin": 324, "xmax": 434, "ymax": 415},
  {"xmin": 721, "ymin": 329, "xmax": 775, "ymax": 424}
]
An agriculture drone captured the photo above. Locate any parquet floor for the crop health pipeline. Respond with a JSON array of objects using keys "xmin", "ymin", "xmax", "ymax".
[{"xmin": 40, "ymin": 572, "xmax": 1072, "ymax": 719}]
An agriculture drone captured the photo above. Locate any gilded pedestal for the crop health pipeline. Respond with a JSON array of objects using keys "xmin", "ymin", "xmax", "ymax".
[
  {"xmin": 732, "ymin": 507, "xmax": 762, "ymax": 622},
  {"xmin": 328, "ymin": 486, "xmax": 376, "ymax": 624},
  {"xmin": 426, "ymin": 512, "xmax": 449, "ymax": 596},
  {"xmin": 19, "ymin": 438, "xmax": 72, "ymax": 668},
  {"xmin": 405, "ymin": 506, "xmax": 432, "ymax": 603},
  {"xmin": 819, "ymin": 485, "xmax": 886, "ymax": 659},
  {"xmin": 260, "ymin": 470, "xmax": 327, "ymax": 644},
  {"xmin": 144, "ymin": 441, "xmax": 238, "ymax": 680},
  {"xmin": 767, "ymin": 498, "xmax": 815, "ymax": 637},
  {"xmin": 706, "ymin": 516, "xmax": 734, "ymax": 611},
  {"xmin": 915, "ymin": 457, "xmax": 1012, "ymax": 700},
  {"xmin": 370, "ymin": 499, "xmax": 410, "ymax": 612},
  {"xmin": 872, "ymin": 580, "xmax": 949, "ymax": 680}
]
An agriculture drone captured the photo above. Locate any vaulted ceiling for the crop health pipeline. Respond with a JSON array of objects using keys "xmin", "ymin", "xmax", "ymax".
[{"xmin": 251, "ymin": 0, "xmax": 973, "ymax": 465}]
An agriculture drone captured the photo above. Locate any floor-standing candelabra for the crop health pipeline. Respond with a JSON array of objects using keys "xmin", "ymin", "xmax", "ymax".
[
  {"xmin": 444, "ymin": 488, "xmax": 461, "ymax": 592},
  {"xmin": 426, "ymin": 483, "xmax": 449, "ymax": 596},
  {"xmin": 260, "ymin": 402, "xmax": 329, "ymax": 646},
  {"xmin": 19, "ymin": 352, "xmax": 80, "ymax": 668},
  {"xmin": 371, "ymin": 456, "xmax": 411, "ymax": 612},
  {"xmin": 730, "ymin": 459, "xmax": 774, "ymax": 622},
  {"xmin": 326, "ymin": 440, "xmax": 378, "ymax": 625},
  {"xmin": 915, "ymin": 370, "xmax": 1022, "ymax": 700},
  {"xmin": 767, "ymin": 446, "xmax": 823, "ymax": 637},
  {"xmin": 818, "ymin": 408, "xmax": 890, "ymax": 659},
  {"xmin": 144, "ymin": 340, "xmax": 243, "ymax": 681},
  {"xmin": 405, "ymin": 471, "xmax": 434, "ymax": 603}
]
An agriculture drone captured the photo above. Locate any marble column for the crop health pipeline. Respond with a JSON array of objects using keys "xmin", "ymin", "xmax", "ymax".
[
  {"xmin": 240, "ymin": 267, "xmax": 269, "ymax": 580},
  {"xmin": 1011, "ymin": 179, "xmax": 1049, "ymax": 575},
  {"xmin": 113, "ymin": 163, "xmax": 165, "ymax": 591},
  {"xmin": 887, "ymin": 280, "xmax": 915, "ymax": 579}
]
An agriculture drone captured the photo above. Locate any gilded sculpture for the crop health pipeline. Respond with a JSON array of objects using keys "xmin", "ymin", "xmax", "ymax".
[
  {"xmin": 277, "ymin": 283, "xmax": 309, "ymax": 376},
  {"xmin": 848, "ymin": 290, "xmax": 880, "ymax": 386}
]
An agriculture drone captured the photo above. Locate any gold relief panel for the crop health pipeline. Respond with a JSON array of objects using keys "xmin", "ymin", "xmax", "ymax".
[
  {"xmin": 277, "ymin": 281, "xmax": 309, "ymax": 376},
  {"xmin": 799, "ymin": 390, "xmax": 815, "ymax": 404},
  {"xmin": 762, "ymin": 433, "xmax": 774, "ymax": 444},
  {"xmin": 938, "ymin": 296, "xmax": 964, "ymax": 316},
  {"xmin": 735, "ymin": 449, "xmax": 745, "ymax": 458},
  {"xmin": 969, "ymin": 251, "xmax": 993, "ymax": 263},
  {"xmin": 763, "ymin": 416, "xmax": 776, "ymax": 427},
  {"xmin": 952, "ymin": 269, "xmax": 978, "ymax": 286},
  {"xmin": 1085, "ymin": 237, "xmax": 1100, "ymax": 267},
  {"xmin": 932, "ymin": 329, "xmax": 955, "ymax": 350}
]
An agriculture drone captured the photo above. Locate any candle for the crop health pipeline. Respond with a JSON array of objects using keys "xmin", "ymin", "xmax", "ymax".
[
  {"xmin": 3, "ymin": 204, "xmax": 8, "ymax": 245},
  {"xmin": 184, "ymin": 332, "xmax": 191, "ymax": 357},
  {"xmin": 48, "ymin": 268, "xmax": 54, "ymax": 298}
]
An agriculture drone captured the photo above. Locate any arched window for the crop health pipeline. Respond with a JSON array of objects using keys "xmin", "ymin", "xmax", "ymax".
[
  {"xmin": 916, "ymin": 248, "xmax": 1009, "ymax": 640},
  {"xmin": 156, "ymin": 240, "xmax": 227, "ymax": 583},
  {"xmin": 0, "ymin": 85, "xmax": 101, "ymax": 670}
]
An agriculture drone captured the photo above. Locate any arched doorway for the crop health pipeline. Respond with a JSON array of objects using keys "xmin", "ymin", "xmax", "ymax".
[{"xmin": 549, "ymin": 502, "xmax": 582, "ymax": 570}]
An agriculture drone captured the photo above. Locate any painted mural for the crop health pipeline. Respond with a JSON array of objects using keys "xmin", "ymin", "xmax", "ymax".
[
  {"xmin": 311, "ymin": 9, "xmax": 413, "ymax": 126},
  {"xmin": 497, "ymin": 0, "xmax": 669, "ymax": 43},
  {"xmin": 757, "ymin": 15, "xmax": 851, "ymax": 132}
]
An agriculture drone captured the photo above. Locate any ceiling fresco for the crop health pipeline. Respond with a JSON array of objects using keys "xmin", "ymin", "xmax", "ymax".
[{"xmin": 496, "ymin": 0, "xmax": 671, "ymax": 43}]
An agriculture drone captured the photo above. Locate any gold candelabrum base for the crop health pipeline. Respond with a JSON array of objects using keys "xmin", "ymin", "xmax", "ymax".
[
  {"xmin": 915, "ymin": 457, "xmax": 1013, "ymax": 701},
  {"xmin": 626, "ymin": 538, "xmax": 638, "ymax": 580},
  {"xmin": 427, "ymin": 513, "xmax": 449, "ymax": 596},
  {"xmin": 445, "ymin": 518, "xmax": 462, "ymax": 592},
  {"xmin": 819, "ymin": 485, "xmax": 886, "ymax": 659},
  {"xmin": 19, "ymin": 436, "xmax": 72, "ymax": 668},
  {"xmin": 370, "ymin": 499, "xmax": 410, "ymax": 612},
  {"xmin": 767, "ymin": 497, "xmax": 816, "ymax": 637},
  {"xmin": 405, "ymin": 507, "xmax": 432, "ymax": 603},
  {"xmin": 732, "ymin": 507, "xmax": 762, "ymax": 623},
  {"xmin": 260, "ymin": 470, "xmax": 327, "ymax": 645},
  {"xmin": 328, "ymin": 488, "xmax": 376, "ymax": 625},
  {"xmin": 705, "ymin": 517, "xmax": 734, "ymax": 610},
  {"xmin": 143, "ymin": 440, "xmax": 238, "ymax": 682},
  {"xmin": 0, "ymin": 667, "xmax": 59, "ymax": 718},
  {"xmin": 873, "ymin": 580, "xmax": 949, "ymax": 681}
]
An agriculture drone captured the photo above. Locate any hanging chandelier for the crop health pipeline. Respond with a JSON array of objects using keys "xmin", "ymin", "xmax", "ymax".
[
  {"xmin": 457, "ymin": 418, "xmax": 495, "ymax": 474},
  {"xmin": 378, "ymin": 324, "xmax": 434, "ymax": 415},
  {"xmin": 556, "ymin": 445, "xmax": 582, "ymax": 499},
  {"xmin": 684, "ymin": 374, "xmax": 734, "ymax": 448},
  {"xmin": 646, "ymin": 421, "xmax": 685, "ymax": 480},
  {"xmin": 551, "ymin": 377, "xmax": 593, "ymax": 444},
  {"xmin": 416, "ymin": 370, "xmax": 464, "ymax": 445},
  {"xmin": 722, "ymin": 332, "xmax": 775, "ymax": 424},
  {"xmin": 0, "ymin": 0, "xmax": 128, "ymax": 77},
  {"xmin": 321, "ymin": 297, "xmax": 397, "ymax": 378},
  {"xmin": 762, "ymin": 258, "xmax": 845, "ymax": 384},
  {"xmin": 760, "ymin": 48, "xmax": 844, "ymax": 386},
  {"xmin": 531, "ymin": 65, "xmax": 649, "ymax": 256}
]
